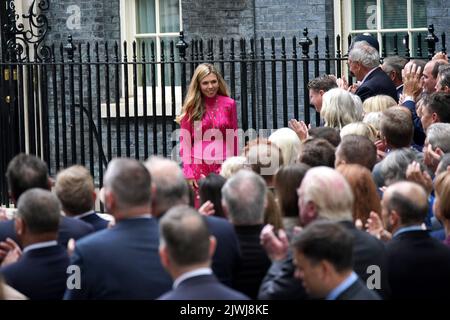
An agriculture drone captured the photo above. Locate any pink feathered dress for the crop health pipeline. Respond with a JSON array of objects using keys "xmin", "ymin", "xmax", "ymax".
[{"xmin": 180, "ymin": 95, "xmax": 238, "ymax": 184}]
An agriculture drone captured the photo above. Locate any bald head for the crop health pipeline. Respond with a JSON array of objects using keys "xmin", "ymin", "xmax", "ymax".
[
  {"xmin": 144, "ymin": 156, "xmax": 189, "ymax": 216},
  {"xmin": 384, "ymin": 181, "xmax": 428, "ymax": 226}
]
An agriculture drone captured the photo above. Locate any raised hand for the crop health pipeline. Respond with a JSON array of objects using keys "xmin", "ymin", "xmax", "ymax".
[
  {"xmin": 0, "ymin": 238, "xmax": 22, "ymax": 267},
  {"xmin": 365, "ymin": 211, "xmax": 391, "ymax": 241},
  {"xmin": 406, "ymin": 161, "xmax": 433, "ymax": 195},
  {"xmin": 198, "ymin": 200, "xmax": 215, "ymax": 216},
  {"xmin": 260, "ymin": 224, "xmax": 290, "ymax": 261},
  {"xmin": 288, "ymin": 119, "xmax": 309, "ymax": 142},
  {"xmin": 402, "ymin": 63, "xmax": 422, "ymax": 101}
]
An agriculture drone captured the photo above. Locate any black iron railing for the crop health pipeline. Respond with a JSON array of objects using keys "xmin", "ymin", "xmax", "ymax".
[{"xmin": 0, "ymin": 26, "xmax": 446, "ymax": 205}]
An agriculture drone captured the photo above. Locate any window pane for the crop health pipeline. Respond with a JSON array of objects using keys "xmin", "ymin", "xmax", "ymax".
[
  {"xmin": 161, "ymin": 36, "xmax": 181, "ymax": 86},
  {"xmin": 136, "ymin": 37, "xmax": 181, "ymax": 86},
  {"xmin": 382, "ymin": 32, "xmax": 407, "ymax": 56},
  {"xmin": 352, "ymin": 0, "xmax": 377, "ymax": 30},
  {"xmin": 381, "ymin": 0, "xmax": 407, "ymax": 29},
  {"xmin": 412, "ymin": 0, "xmax": 427, "ymax": 28},
  {"xmin": 159, "ymin": 0, "xmax": 180, "ymax": 33},
  {"xmin": 137, "ymin": 38, "xmax": 157, "ymax": 86},
  {"xmin": 411, "ymin": 31, "xmax": 428, "ymax": 58},
  {"xmin": 136, "ymin": 0, "xmax": 156, "ymax": 34}
]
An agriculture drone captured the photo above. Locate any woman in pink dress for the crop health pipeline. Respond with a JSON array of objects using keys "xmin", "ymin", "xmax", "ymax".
[{"xmin": 176, "ymin": 63, "xmax": 238, "ymax": 198}]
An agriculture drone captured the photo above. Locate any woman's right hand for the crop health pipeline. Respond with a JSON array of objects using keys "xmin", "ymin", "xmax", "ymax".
[{"xmin": 187, "ymin": 179, "xmax": 199, "ymax": 189}]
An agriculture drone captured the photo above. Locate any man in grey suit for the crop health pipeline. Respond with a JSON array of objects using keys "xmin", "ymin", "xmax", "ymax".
[{"xmin": 292, "ymin": 220, "xmax": 380, "ymax": 300}]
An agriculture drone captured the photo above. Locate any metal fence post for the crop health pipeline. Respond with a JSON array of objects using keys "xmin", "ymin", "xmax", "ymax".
[{"xmin": 299, "ymin": 28, "xmax": 312, "ymax": 124}]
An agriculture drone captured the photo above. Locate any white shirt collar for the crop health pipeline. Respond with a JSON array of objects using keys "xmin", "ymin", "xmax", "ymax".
[
  {"xmin": 361, "ymin": 66, "xmax": 379, "ymax": 84},
  {"xmin": 173, "ymin": 268, "xmax": 213, "ymax": 289},
  {"xmin": 22, "ymin": 240, "xmax": 58, "ymax": 254},
  {"xmin": 73, "ymin": 210, "xmax": 96, "ymax": 219}
]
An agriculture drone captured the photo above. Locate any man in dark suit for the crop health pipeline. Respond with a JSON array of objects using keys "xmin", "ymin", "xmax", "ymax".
[
  {"xmin": 221, "ymin": 170, "xmax": 271, "ymax": 299},
  {"xmin": 259, "ymin": 166, "xmax": 389, "ymax": 299},
  {"xmin": 382, "ymin": 181, "xmax": 450, "ymax": 299},
  {"xmin": 158, "ymin": 205, "xmax": 248, "ymax": 300},
  {"xmin": 0, "ymin": 154, "xmax": 93, "ymax": 261},
  {"xmin": 55, "ymin": 165, "xmax": 109, "ymax": 231},
  {"xmin": 348, "ymin": 41, "xmax": 397, "ymax": 102},
  {"xmin": 64, "ymin": 158, "xmax": 172, "ymax": 300},
  {"xmin": 145, "ymin": 156, "xmax": 241, "ymax": 287},
  {"xmin": 0, "ymin": 189, "xmax": 70, "ymax": 300},
  {"xmin": 292, "ymin": 221, "xmax": 380, "ymax": 300}
]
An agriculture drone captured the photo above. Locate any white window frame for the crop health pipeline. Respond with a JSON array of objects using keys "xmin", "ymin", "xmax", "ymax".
[
  {"xmin": 335, "ymin": 0, "xmax": 428, "ymax": 57},
  {"xmin": 104, "ymin": 0, "xmax": 183, "ymax": 118}
]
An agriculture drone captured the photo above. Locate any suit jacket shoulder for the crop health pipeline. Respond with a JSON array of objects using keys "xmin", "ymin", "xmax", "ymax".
[
  {"xmin": 58, "ymin": 216, "xmax": 94, "ymax": 247},
  {"xmin": 336, "ymin": 279, "xmax": 381, "ymax": 300},
  {"xmin": 0, "ymin": 220, "xmax": 18, "ymax": 244},
  {"xmin": 386, "ymin": 230, "xmax": 450, "ymax": 299},
  {"xmin": 356, "ymin": 67, "xmax": 398, "ymax": 102},
  {"xmin": 80, "ymin": 213, "xmax": 109, "ymax": 231},
  {"xmin": 64, "ymin": 218, "xmax": 172, "ymax": 300},
  {"xmin": 0, "ymin": 245, "xmax": 70, "ymax": 300},
  {"xmin": 158, "ymin": 274, "xmax": 249, "ymax": 300}
]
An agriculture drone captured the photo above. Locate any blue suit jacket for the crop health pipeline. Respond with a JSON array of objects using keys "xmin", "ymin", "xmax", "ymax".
[
  {"xmin": 205, "ymin": 216, "xmax": 241, "ymax": 287},
  {"xmin": 58, "ymin": 216, "xmax": 95, "ymax": 248},
  {"xmin": 0, "ymin": 216, "xmax": 94, "ymax": 249},
  {"xmin": 0, "ymin": 220, "xmax": 17, "ymax": 243},
  {"xmin": 335, "ymin": 278, "xmax": 381, "ymax": 300},
  {"xmin": 64, "ymin": 217, "xmax": 172, "ymax": 300},
  {"xmin": 78, "ymin": 213, "xmax": 109, "ymax": 231},
  {"xmin": 402, "ymin": 99, "xmax": 426, "ymax": 147},
  {"xmin": 387, "ymin": 230, "xmax": 450, "ymax": 299},
  {"xmin": 0, "ymin": 245, "xmax": 70, "ymax": 300},
  {"xmin": 158, "ymin": 274, "xmax": 249, "ymax": 300},
  {"xmin": 355, "ymin": 67, "xmax": 398, "ymax": 102}
]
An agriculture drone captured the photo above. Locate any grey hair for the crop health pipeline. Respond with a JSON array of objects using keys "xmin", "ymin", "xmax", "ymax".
[
  {"xmin": 321, "ymin": 88, "xmax": 363, "ymax": 130},
  {"xmin": 349, "ymin": 41, "xmax": 380, "ymax": 69},
  {"xmin": 144, "ymin": 156, "xmax": 189, "ymax": 213},
  {"xmin": 438, "ymin": 65, "xmax": 450, "ymax": 89},
  {"xmin": 300, "ymin": 167, "xmax": 354, "ymax": 222},
  {"xmin": 382, "ymin": 56, "xmax": 408, "ymax": 80},
  {"xmin": 103, "ymin": 158, "xmax": 152, "ymax": 209},
  {"xmin": 426, "ymin": 123, "xmax": 450, "ymax": 153},
  {"xmin": 380, "ymin": 148, "xmax": 425, "ymax": 186},
  {"xmin": 159, "ymin": 205, "xmax": 211, "ymax": 266},
  {"xmin": 221, "ymin": 170, "xmax": 267, "ymax": 225},
  {"xmin": 16, "ymin": 188, "xmax": 61, "ymax": 234}
]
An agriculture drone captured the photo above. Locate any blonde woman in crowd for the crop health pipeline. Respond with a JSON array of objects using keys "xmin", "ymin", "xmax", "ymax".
[
  {"xmin": 320, "ymin": 88, "xmax": 363, "ymax": 130},
  {"xmin": 340, "ymin": 122, "xmax": 378, "ymax": 142},
  {"xmin": 363, "ymin": 111, "xmax": 382, "ymax": 136},
  {"xmin": 220, "ymin": 156, "xmax": 247, "ymax": 179},
  {"xmin": 268, "ymin": 127, "xmax": 301, "ymax": 165},
  {"xmin": 362, "ymin": 95, "xmax": 397, "ymax": 114}
]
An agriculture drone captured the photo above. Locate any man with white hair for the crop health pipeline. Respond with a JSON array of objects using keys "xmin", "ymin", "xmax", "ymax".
[
  {"xmin": 259, "ymin": 167, "xmax": 389, "ymax": 299},
  {"xmin": 348, "ymin": 41, "xmax": 397, "ymax": 102}
]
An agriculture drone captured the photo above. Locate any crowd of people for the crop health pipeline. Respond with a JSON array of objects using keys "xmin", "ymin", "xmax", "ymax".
[{"xmin": 1, "ymin": 34, "xmax": 450, "ymax": 300}]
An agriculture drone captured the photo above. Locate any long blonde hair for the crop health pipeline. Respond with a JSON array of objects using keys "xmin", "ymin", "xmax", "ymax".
[{"xmin": 176, "ymin": 63, "xmax": 230, "ymax": 124}]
